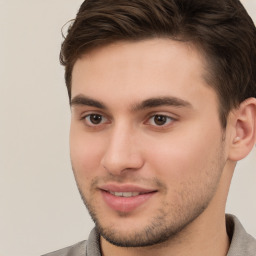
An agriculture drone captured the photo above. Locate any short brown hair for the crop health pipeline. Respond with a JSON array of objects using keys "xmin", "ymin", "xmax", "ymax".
[{"xmin": 60, "ymin": 0, "xmax": 256, "ymax": 127}]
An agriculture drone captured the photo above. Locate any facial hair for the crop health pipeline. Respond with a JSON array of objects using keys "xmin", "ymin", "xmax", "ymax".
[
  {"xmin": 73, "ymin": 145, "xmax": 226, "ymax": 249},
  {"xmin": 78, "ymin": 184, "xmax": 210, "ymax": 247}
]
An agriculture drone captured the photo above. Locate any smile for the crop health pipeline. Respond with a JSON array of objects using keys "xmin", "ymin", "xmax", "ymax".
[
  {"xmin": 109, "ymin": 192, "xmax": 141, "ymax": 197},
  {"xmin": 100, "ymin": 185, "xmax": 157, "ymax": 212}
]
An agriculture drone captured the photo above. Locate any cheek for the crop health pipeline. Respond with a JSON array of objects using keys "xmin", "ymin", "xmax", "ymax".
[
  {"xmin": 145, "ymin": 126, "xmax": 222, "ymax": 183},
  {"xmin": 70, "ymin": 127, "xmax": 105, "ymax": 181},
  {"xmin": 145, "ymin": 134, "xmax": 224, "ymax": 210}
]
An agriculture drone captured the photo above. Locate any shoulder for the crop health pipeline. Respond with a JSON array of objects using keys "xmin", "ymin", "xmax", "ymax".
[
  {"xmin": 41, "ymin": 227, "xmax": 101, "ymax": 256},
  {"xmin": 41, "ymin": 240, "xmax": 87, "ymax": 256},
  {"xmin": 227, "ymin": 214, "xmax": 256, "ymax": 256}
]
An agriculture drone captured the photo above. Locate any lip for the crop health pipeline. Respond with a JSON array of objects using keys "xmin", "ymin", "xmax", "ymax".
[
  {"xmin": 100, "ymin": 183, "xmax": 156, "ymax": 193},
  {"xmin": 99, "ymin": 183, "xmax": 157, "ymax": 213}
]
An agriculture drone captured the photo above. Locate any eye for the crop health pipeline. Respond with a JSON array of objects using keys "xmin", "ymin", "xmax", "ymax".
[
  {"xmin": 147, "ymin": 114, "xmax": 174, "ymax": 126},
  {"xmin": 84, "ymin": 114, "xmax": 108, "ymax": 126}
]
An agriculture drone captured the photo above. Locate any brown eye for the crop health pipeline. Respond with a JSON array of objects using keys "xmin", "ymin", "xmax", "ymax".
[
  {"xmin": 154, "ymin": 115, "xmax": 168, "ymax": 126},
  {"xmin": 89, "ymin": 114, "xmax": 103, "ymax": 124},
  {"xmin": 84, "ymin": 114, "xmax": 107, "ymax": 126},
  {"xmin": 146, "ymin": 114, "xmax": 174, "ymax": 127}
]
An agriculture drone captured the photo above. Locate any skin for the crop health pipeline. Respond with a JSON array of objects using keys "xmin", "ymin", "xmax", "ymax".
[{"xmin": 69, "ymin": 39, "xmax": 255, "ymax": 256}]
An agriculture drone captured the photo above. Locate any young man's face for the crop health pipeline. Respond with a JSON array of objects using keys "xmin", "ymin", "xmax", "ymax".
[{"xmin": 70, "ymin": 39, "xmax": 229, "ymax": 246}]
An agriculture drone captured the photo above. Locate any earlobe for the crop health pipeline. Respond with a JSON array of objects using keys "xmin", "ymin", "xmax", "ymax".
[{"xmin": 228, "ymin": 97, "xmax": 256, "ymax": 161}]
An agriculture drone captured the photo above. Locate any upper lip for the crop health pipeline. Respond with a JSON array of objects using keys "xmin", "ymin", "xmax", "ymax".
[{"xmin": 99, "ymin": 183, "xmax": 157, "ymax": 193}]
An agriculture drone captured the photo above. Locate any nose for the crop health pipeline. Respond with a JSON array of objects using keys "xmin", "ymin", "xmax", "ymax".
[{"xmin": 100, "ymin": 125, "xmax": 144, "ymax": 175}]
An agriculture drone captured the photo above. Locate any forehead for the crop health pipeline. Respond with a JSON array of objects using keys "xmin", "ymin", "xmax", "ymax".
[
  {"xmin": 73, "ymin": 39, "xmax": 207, "ymax": 80},
  {"xmin": 71, "ymin": 39, "xmax": 216, "ymax": 110}
]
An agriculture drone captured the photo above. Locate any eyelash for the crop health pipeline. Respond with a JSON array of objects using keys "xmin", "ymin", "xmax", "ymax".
[
  {"xmin": 82, "ymin": 113, "xmax": 109, "ymax": 127},
  {"xmin": 145, "ymin": 114, "xmax": 175, "ymax": 127},
  {"xmin": 81, "ymin": 113, "xmax": 176, "ymax": 129}
]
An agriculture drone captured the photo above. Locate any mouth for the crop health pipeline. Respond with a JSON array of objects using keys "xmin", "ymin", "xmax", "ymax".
[
  {"xmin": 99, "ymin": 184, "xmax": 157, "ymax": 212},
  {"xmin": 109, "ymin": 191, "xmax": 146, "ymax": 197}
]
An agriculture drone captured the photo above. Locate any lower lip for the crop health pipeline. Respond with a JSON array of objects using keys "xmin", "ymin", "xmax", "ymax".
[{"xmin": 101, "ymin": 190, "xmax": 155, "ymax": 213}]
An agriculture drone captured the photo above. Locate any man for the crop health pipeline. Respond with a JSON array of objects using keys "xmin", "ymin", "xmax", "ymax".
[{"xmin": 43, "ymin": 0, "xmax": 256, "ymax": 255}]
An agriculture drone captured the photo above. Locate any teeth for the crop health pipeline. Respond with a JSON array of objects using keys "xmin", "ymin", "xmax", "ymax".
[{"xmin": 110, "ymin": 192, "xmax": 140, "ymax": 197}]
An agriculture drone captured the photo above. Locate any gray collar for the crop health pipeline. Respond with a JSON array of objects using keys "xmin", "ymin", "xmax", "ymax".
[
  {"xmin": 42, "ymin": 214, "xmax": 256, "ymax": 256},
  {"xmin": 226, "ymin": 214, "xmax": 256, "ymax": 256}
]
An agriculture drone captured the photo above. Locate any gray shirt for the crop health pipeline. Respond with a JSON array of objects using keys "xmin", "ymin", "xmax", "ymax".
[{"xmin": 42, "ymin": 215, "xmax": 256, "ymax": 256}]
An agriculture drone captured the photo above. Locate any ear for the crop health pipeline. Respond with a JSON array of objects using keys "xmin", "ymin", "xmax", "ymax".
[{"xmin": 228, "ymin": 97, "xmax": 256, "ymax": 161}]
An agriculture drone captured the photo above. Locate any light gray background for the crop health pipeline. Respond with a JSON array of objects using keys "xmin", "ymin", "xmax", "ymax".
[{"xmin": 0, "ymin": 1, "xmax": 255, "ymax": 255}]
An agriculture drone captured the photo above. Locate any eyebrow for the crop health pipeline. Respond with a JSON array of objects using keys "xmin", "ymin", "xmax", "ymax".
[
  {"xmin": 70, "ymin": 95, "xmax": 192, "ymax": 111},
  {"xmin": 70, "ymin": 95, "xmax": 107, "ymax": 109},
  {"xmin": 131, "ymin": 97, "xmax": 192, "ymax": 111}
]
